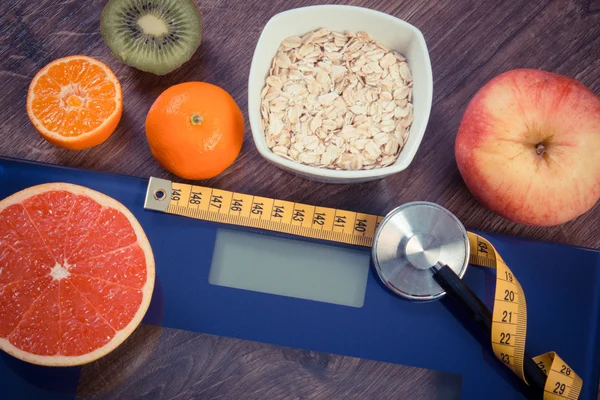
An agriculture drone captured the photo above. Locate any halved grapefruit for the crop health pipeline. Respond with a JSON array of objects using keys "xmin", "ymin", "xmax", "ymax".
[{"xmin": 0, "ymin": 183, "xmax": 154, "ymax": 366}]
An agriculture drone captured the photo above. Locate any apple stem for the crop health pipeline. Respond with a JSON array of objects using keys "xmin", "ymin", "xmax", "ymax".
[{"xmin": 535, "ymin": 143, "xmax": 546, "ymax": 156}]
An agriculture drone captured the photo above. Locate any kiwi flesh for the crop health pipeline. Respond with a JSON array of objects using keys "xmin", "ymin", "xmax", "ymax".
[{"xmin": 101, "ymin": 0, "xmax": 202, "ymax": 75}]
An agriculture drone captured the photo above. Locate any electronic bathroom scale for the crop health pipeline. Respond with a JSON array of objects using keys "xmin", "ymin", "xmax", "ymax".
[{"xmin": 1, "ymin": 156, "xmax": 599, "ymax": 399}]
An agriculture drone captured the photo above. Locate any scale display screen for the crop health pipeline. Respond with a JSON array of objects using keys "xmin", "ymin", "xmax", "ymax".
[{"xmin": 208, "ymin": 228, "xmax": 371, "ymax": 307}]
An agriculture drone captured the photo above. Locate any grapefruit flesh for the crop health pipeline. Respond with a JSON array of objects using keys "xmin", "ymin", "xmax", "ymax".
[{"xmin": 0, "ymin": 183, "xmax": 154, "ymax": 366}]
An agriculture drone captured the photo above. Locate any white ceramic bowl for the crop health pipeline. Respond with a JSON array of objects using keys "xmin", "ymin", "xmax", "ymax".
[{"xmin": 248, "ymin": 5, "xmax": 433, "ymax": 184}]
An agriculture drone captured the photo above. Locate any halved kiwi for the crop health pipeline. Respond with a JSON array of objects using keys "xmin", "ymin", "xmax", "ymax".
[{"xmin": 100, "ymin": 0, "xmax": 202, "ymax": 75}]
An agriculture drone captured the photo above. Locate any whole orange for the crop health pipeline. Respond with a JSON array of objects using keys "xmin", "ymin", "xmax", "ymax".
[{"xmin": 145, "ymin": 82, "xmax": 244, "ymax": 180}]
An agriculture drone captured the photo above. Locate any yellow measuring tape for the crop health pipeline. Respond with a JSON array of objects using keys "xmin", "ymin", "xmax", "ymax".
[
  {"xmin": 145, "ymin": 178, "xmax": 583, "ymax": 399},
  {"xmin": 469, "ymin": 234, "xmax": 582, "ymax": 399}
]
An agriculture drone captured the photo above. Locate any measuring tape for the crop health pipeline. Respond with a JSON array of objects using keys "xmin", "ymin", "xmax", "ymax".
[
  {"xmin": 469, "ymin": 234, "xmax": 582, "ymax": 399},
  {"xmin": 144, "ymin": 177, "xmax": 583, "ymax": 400}
]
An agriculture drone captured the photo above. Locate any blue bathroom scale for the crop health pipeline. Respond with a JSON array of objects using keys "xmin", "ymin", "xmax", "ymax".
[{"xmin": 1, "ymin": 156, "xmax": 599, "ymax": 399}]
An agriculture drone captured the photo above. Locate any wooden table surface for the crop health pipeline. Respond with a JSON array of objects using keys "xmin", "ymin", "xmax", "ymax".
[
  {"xmin": 2, "ymin": 0, "xmax": 600, "ymax": 249},
  {"xmin": 1, "ymin": 0, "xmax": 599, "ymax": 398}
]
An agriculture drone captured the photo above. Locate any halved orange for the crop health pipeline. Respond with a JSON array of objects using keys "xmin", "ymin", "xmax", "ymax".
[{"xmin": 26, "ymin": 55, "xmax": 123, "ymax": 150}]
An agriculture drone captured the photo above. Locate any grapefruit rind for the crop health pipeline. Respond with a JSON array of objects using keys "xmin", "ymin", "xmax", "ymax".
[{"xmin": 0, "ymin": 183, "xmax": 154, "ymax": 366}]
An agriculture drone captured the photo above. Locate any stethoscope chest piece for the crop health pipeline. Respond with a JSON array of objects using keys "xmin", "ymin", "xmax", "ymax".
[{"xmin": 372, "ymin": 202, "xmax": 470, "ymax": 301}]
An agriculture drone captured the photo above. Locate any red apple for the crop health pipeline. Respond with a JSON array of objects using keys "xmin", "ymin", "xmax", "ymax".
[{"xmin": 455, "ymin": 69, "xmax": 600, "ymax": 226}]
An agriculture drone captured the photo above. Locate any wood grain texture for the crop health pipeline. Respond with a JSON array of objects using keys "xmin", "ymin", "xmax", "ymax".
[
  {"xmin": 0, "ymin": 2, "xmax": 598, "ymax": 398},
  {"xmin": 1, "ymin": 1, "xmax": 599, "ymax": 396},
  {"xmin": 77, "ymin": 325, "xmax": 462, "ymax": 399},
  {"xmin": 0, "ymin": 0, "xmax": 599, "ymax": 250}
]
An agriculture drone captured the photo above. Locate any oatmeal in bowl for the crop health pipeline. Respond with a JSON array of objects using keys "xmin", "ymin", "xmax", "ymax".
[
  {"xmin": 248, "ymin": 5, "xmax": 432, "ymax": 183},
  {"xmin": 261, "ymin": 28, "xmax": 414, "ymax": 172}
]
